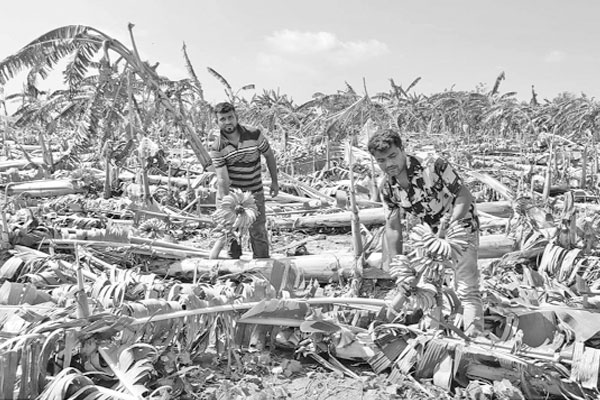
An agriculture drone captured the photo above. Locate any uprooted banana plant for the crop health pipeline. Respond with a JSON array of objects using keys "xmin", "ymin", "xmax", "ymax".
[
  {"xmin": 209, "ymin": 189, "xmax": 259, "ymax": 259},
  {"xmin": 387, "ymin": 220, "xmax": 471, "ymax": 321},
  {"xmin": 1, "ymin": 243, "xmax": 280, "ymax": 399}
]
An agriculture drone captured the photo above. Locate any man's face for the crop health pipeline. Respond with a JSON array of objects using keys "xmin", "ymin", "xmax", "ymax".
[
  {"xmin": 371, "ymin": 144, "xmax": 407, "ymax": 177},
  {"xmin": 216, "ymin": 110, "xmax": 238, "ymax": 134}
]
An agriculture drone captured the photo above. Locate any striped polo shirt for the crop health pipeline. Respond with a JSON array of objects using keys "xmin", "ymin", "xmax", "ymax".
[{"xmin": 209, "ymin": 125, "xmax": 270, "ymax": 193}]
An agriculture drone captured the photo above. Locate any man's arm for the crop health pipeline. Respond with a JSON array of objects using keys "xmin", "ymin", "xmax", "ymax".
[
  {"xmin": 435, "ymin": 158, "xmax": 473, "ymax": 224},
  {"xmin": 262, "ymin": 148, "xmax": 279, "ymax": 197},
  {"xmin": 449, "ymin": 184, "xmax": 474, "ymax": 223},
  {"xmin": 209, "ymin": 136, "xmax": 231, "ymax": 200},
  {"xmin": 382, "ymin": 206, "xmax": 403, "ymax": 271},
  {"xmin": 214, "ymin": 165, "xmax": 231, "ymax": 200}
]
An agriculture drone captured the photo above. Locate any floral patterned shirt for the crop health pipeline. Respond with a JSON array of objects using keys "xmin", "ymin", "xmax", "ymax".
[{"xmin": 381, "ymin": 155, "xmax": 479, "ymax": 231}]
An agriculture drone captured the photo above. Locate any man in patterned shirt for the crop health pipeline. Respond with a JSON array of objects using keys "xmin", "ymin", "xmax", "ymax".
[
  {"xmin": 367, "ymin": 129, "xmax": 483, "ymax": 335},
  {"xmin": 210, "ymin": 102, "xmax": 279, "ymax": 258}
]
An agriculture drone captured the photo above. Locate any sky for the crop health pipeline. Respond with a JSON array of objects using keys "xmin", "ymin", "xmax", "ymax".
[{"xmin": 0, "ymin": 0, "xmax": 599, "ymax": 106}]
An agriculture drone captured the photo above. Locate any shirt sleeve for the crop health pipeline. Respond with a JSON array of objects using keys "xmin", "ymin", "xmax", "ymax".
[
  {"xmin": 434, "ymin": 158, "xmax": 463, "ymax": 195},
  {"xmin": 256, "ymin": 130, "xmax": 271, "ymax": 153},
  {"xmin": 209, "ymin": 137, "xmax": 226, "ymax": 168}
]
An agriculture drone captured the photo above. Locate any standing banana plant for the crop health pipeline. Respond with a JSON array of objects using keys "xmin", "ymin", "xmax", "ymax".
[{"xmin": 0, "ymin": 24, "xmax": 212, "ymax": 168}]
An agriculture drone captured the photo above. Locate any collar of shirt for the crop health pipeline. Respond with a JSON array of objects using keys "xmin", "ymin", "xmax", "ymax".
[
  {"xmin": 386, "ymin": 155, "xmax": 423, "ymax": 190},
  {"xmin": 220, "ymin": 124, "xmax": 244, "ymax": 147}
]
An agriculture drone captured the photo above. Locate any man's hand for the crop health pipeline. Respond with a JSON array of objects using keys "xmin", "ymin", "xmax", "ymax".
[
  {"xmin": 440, "ymin": 213, "xmax": 451, "ymax": 226},
  {"xmin": 216, "ymin": 189, "xmax": 229, "ymax": 202},
  {"xmin": 270, "ymin": 181, "xmax": 279, "ymax": 198}
]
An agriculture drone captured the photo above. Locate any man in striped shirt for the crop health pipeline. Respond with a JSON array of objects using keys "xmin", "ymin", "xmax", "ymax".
[{"xmin": 210, "ymin": 102, "xmax": 279, "ymax": 258}]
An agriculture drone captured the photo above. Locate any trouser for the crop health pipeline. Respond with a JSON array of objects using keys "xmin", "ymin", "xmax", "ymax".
[
  {"xmin": 228, "ymin": 189, "xmax": 269, "ymax": 259},
  {"xmin": 248, "ymin": 189, "xmax": 269, "ymax": 258},
  {"xmin": 453, "ymin": 230, "xmax": 484, "ymax": 334}
]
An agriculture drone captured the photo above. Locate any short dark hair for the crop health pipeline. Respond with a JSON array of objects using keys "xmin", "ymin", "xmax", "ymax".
[
  {"xmin": 367, "ymin": 129, "xmax": 403, "ymax": 155},
  {"xmin": 214, "ymin": 102, "xmax": 236, "ymax": 115}
]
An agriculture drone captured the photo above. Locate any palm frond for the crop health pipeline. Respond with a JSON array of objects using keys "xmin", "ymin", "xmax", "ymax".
[
  {"xmin": 181, "ymin": 42, "xmax": 203, "ymax": 101},
  {"xmin": 37, "ymin": 367, "xmax": 96, "ymax": 400},
  {"xmin": 63, "ymin": 41, "xmax": 103, "ymax": 87},
  {"xmin": 0, "ymin": 26, "xmax": 95, "ymax": 85},
  {"xmin": 70, "ymin": 384, "xmax": 139, "ymax": 400},
  {"xmin": 405, "ymin": 77, "xmax": 422, "ymax": 94},
  {"xmin": 206, "ymin": 67, "xmax": 232, "ymax": 92},
  {"xmin": 490, "ymin": 71, "xmax": 505, "ymax": 96},
  {"xmin": 372, "ymin": 92, "xmax": 391, "ymax": 102},
  {"xmin": 389, "ymin": 78, "xmax": 407, "ymax": 99},
  {"xmin": 98, "ymin": 344, "xmax": 161, "ymax": 399},
  {"xmin": 460, "ymin": 166, "xmax": 515, "ymax": 201},
  {"xmin": 296, "ymin": 93, "xmax": 350, "ymax": 111},
  {"xmin": 344, "ymin": 81, "xmax": 357, "ymax": 95},
  {"xmin": 499, "ymin": 91, "xmax": 517, "ymax": 100},
  {"xmin": 73, "ymin": 97, "xmax": 100, "ymax": 151}
]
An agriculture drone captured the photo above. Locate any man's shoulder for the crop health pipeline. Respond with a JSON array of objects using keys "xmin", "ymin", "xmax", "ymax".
[
  {"xmin": 431, "ymin": 156, "xmax": 453, "ymax": 174},
  {"xmin": 414, "ymin": 153, "xmax": 448, "ymax": 170},
  {"xmin": 239, "ymin": 125, "xmax": 262, "ymax": 136},
  {"xmin": 407, "ymin": 154, "xmax": 423, "ymax": 165},
  {"xmin": 210, "ymin": 134, "xmax": 224, "ymax": 152}
]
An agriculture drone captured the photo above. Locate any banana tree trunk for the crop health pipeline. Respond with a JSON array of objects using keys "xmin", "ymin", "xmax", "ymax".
[
  {"xmin": 580, "ymin": 145, "xmax": 587, "ymax": 189},
  {"xmin": 6, "ymin": 179, "xmax": 83, "ymax": 196},
  {"xmin": 0, "ymin": 211, "xmax": 10, "ymax": 250},
  {"xmin": 38, "ymin": 130, "xmax": 53, "ymax": 174},
  {"xmin": 166, "ymin": 235, "xmax": 516, "ymax": 283},
  {"xmin": 326, "ymin": 134, "xmax": 330, "ymax": 170},
  {"xmin": 366, "ymin": 234, "xmax": 516, "ymax": 267},
  {"xmin": 0, "ymin": 154, "xmax": 64, "ymax": 171},
  {"xmin": 167, "ymin": 253, "xmax": 359, "ymax": 283},
  {"xmin": 346, "ymin": 141, "xmax": 363, "ymax": 295},
  {"xmin": 543, "ymin": 140, "xmax": 553, "ymax": 202},
  {"xmin": 74, "ymin": 250, "xmax": 91, "ymax": 318},
  {"xmin": 593, "ymin": 133, "xmax": 598, "ymax": 189},
  {"xmin": 43, "ymin": 238, "xmax": 210, "ymax": 259},
  {"xmin": 104, "ymin": 141, "xmax": 112, "ymax": 199},
  {"xmin": 346, "ymin": 142, "xmax": 363, "ymax": 258},
  {"xmin": 1, "ymin": 96, "xmax": 8, "ymax": 159},
  {"xmin": 186, "ymin": 128, "xmax": 213, "ymax": 171},
  {"xmin": 270, "ymin": 201, "xmax": 513, "ymax": 230}
]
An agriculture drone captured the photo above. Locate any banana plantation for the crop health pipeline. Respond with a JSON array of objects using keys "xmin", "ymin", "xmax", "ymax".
[{"xmin": 2, "ymin": 25, "xmax": 600, "ymax": 400}]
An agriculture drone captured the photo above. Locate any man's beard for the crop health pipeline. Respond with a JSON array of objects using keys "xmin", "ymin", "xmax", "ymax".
[{"xmin": 386, "ymin": 165, "xmax": 400, "ymax": 176}]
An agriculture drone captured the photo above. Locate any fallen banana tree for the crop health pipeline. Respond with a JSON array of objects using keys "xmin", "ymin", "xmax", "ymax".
[
  {"xmin": 1, "ymin": 288, "xmax": 593, "ymax": 399},
  {"xmin": 165, "ymin": 253, "xmax": 357, "ymax": 283},
  {"xmin": 43, "ymin": 238, "xmax": 210, "ymax": 259},
  {"xmin": 164, "ymin": 235, "xmax": 517, "ymax": 283},
  {"xmin": 270, "ymin": 201, "xmax": 513, "ymax": 230},
  {"xmin": 4, "ymin": 179, "xmax": 85, "ymax": 196},
  {"xmin": 0, "ymin": 154, "xmax": 65, "ymax": 172},
  {"xmin": 0, "ymin": 191, "xmax": 595, "ymax": 399},
  {"xmin": 365, "ymin": 234, "xmax": 517, "ymax": 268}
]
